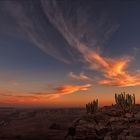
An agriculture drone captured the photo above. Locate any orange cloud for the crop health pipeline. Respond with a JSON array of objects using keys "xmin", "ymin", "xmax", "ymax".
[
  {"xmin": 33, "ymin": 1, "xmax": 140, "ymax": 87},
  {"xmin": 35, "ymin": 84, "xmax": 92, "ymax": 100},
  {"xmin": 65, "ymin": 41, "xmax": 140, "ymax": 87},
  {"xmin": 0, "ymin": 84, "xmax": 92, "ymax": 104},
  {"xmin": 77, "ymin": 44, "xmax": 140, "ymax": 87},
  {"xmin": 0, "ymin": 94, "xmax": 39, "ymax": 105},
  {"xmin": 68, "ymin": 72, "xmax": 91, "ymax": 81}
]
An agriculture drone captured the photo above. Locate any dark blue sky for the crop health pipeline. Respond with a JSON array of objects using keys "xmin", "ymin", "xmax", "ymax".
[{"xmin": 0, "ymin": 0, "xmax": 140, "ymax": 106}]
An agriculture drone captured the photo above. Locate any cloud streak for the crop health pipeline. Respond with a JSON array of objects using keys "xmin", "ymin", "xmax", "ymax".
[
  {"xmin": 0, "ymin": 92, "xmax": 39, "ymax": 104},
  {"xmin": 84, "ymin": 50, "xmax": 140, "ymax": 86},
  {"xmin": 3, "ymin": 0, "xmax": 72, "ymax": 63},
  {"xmin": 3, "ymin": 0, "xmax": 140, "ymax": 87},
  {"xmin": 33, "ymin": 84, "xmax": 92, "ymax": 100},
  {"xmin": 68, "ymin": 72, "xmax": 91, "ymax": 81},
  {"xmin": 0, "ymin": 84, "xmax": 91, "ymax": 104},
  {"xmin": 42, "ymin": 0, "xmax": 140, "ymax": 87}
]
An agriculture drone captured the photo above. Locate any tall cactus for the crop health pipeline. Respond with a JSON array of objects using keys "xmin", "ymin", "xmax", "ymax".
[
  {"xmin": 115, "ymin": 92, "xmax": 135, "ymax": 113},
  {"xmin": 86, "ymin": 99, "xmax": 98, "ymax": 114}
]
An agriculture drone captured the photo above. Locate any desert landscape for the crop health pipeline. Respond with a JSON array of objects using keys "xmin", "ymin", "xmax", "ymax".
[
  {"xmin": 0, "ymin": 0, "xmax": 140, "ymax": 140},
  {"xmin": 0, "ymin": 107, "xmax": 84, "ymax": 140},
  {"xmin": 0, "ymin": 96, "xmax": 140, "ymax": 140}
]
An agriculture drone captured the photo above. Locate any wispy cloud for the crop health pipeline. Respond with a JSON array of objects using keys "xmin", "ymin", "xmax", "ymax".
[
  {"xmin": 3, "ymin": 0, "xmax": 140, "ymax": 87},
  {"xmin": 42, "ymin": 0, "xmax": 140, "ymax": 87},
  {"xmin": 33, "ymin": 84, "xmax": 92, "ymax": 100},
  {"xmin": 83, "ymin": 50, "xmax": 140, "ymax": 86},
  {"xmin": 0, "ymin": 92, "xmax": 39, "ymax": 104},
  {"xmin": 68, "ymin": 72, "xmax": 91, "ymax": 81},
  {"xmin": 3, "ymin": 0, "xmax": 72, "ymax": 63},
  {"xmin": 0, "ymin": 84, "xmax": 91, "ymax": 104},
  {"xmin": 68, "ymin": 49, "xmax": 140, "ymax": 86}
]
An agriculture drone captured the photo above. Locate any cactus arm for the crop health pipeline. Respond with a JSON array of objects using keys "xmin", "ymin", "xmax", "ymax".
[{"xmin": 115, "ymin": 92, "xmax": 135, "ymax": 113}]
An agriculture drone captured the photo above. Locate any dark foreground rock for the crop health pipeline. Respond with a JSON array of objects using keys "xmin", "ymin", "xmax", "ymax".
[{"xmin": 66, "ymin": 105, "xmax": 140, "ymax": 140}]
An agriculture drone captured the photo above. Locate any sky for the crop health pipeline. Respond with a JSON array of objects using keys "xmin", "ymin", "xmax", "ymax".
[{"xmin": 0, "ymin": 0, "xmax": 140, "ymax": 107}]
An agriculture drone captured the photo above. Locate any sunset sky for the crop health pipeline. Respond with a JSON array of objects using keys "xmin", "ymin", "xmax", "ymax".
[{"xmin": 0, "ymin": 0, "xmax": 140, "ymax": 107}]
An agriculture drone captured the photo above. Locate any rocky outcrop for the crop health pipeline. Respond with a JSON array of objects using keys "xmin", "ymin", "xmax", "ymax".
[{"xmin": 66, "ymin": 106, "xmax": 140, "ymax": 140}]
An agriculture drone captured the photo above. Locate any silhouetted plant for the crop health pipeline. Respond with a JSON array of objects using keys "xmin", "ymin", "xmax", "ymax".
[
  {"xmin": 86, "ymin": 99, "xmax": 98, "ymax": 114},
  {"xmin": 115, "ymin": 92, "xmax": 135, "ymax": 113}
]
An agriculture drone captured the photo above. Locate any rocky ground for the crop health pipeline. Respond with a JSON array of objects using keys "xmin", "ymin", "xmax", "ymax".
[
  {"xmin": 66, "ymin": 105, "xmax": 140, "ymax": 140},
  {"xmin": 0, "ymin": 107, "xmax": 84, "ymax": 140},
  {"xmin": 0, "ymin": 106, "xmax": 140, "ymax": 140}
]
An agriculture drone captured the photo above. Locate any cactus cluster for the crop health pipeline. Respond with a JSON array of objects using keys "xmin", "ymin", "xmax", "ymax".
[
  {"xmin": 115, "ymin": 92, "xmax": 135, "ymax": 113},
  {"xmin": 86, "ymin": 99, "xmax": 98, "ymax": 114}
]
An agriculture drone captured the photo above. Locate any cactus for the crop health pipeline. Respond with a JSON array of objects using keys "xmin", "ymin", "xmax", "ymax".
[
  {"xmin": 115, "ymin": 92, "xmax": 135, "ymax": 113},
  {"xmin": 86, "ymin": 99, "xmax": 98, "ymax": 114}
]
